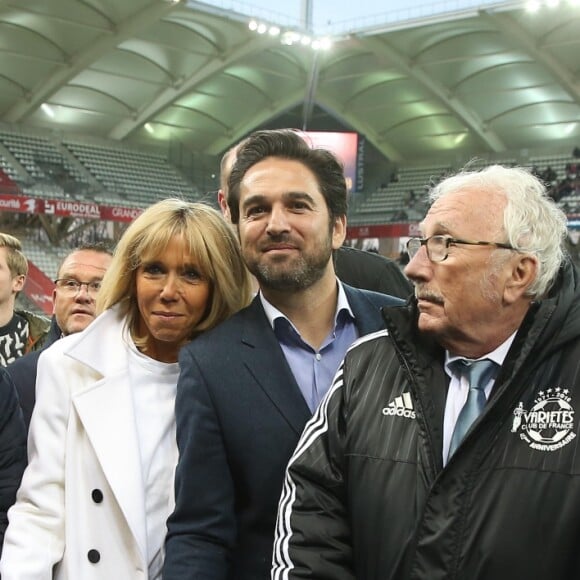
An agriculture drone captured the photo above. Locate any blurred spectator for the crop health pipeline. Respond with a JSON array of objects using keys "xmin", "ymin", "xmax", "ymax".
[
  {"xmin": 0, "ymin": 234, "xmax": 50, "ymax": 366},
  {"xmin": 361, "ymin": 238, "xmax": 380, "ymax": 253},
  {"xmin": 543, "ymin": 165, "xmax": 558, "ymax": 185}
]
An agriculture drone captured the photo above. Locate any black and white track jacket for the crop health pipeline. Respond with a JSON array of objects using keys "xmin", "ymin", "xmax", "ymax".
[{"xmin": 273, "ymin": 260, "xmax": 580, "ymax": 580}]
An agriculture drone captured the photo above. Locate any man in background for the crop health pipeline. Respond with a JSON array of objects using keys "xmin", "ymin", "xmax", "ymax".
[
  {"xmin": 0, "ymin": 233, "xmax": 50, "ymax": 366},
  {"xmin": 218, "ymin": 137, "xmax": 412, "ymax": 299},
  {"xmin": 7, "ymin": 243, "xmax": 113, "ymax": 429}
]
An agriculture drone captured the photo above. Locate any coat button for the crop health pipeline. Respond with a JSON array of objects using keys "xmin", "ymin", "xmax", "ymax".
[
  {"xmin": 87, "ymin": 549, "xmax": 100, "ymax": 563},
  {"xmin": 91, "ymin": 489, "xmax": 103, "ymax": 503}
]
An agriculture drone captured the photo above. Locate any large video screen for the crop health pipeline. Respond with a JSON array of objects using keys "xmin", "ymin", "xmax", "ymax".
[{"xmin": 301, "ymin": 131, "xmax": 360, "ymax": 192}]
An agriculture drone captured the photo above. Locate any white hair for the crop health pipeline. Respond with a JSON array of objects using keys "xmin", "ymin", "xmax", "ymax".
[{"xmin": 429, "ymin": 165, "xmax": 568, "ymax": 298}]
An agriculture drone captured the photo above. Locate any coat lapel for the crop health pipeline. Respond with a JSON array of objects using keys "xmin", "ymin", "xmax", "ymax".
[
  {"xmin": 64, "ymin": 308, "xmax": 147, "ymax": 562},
  {"xmin": 72, "ymin": 374, "xmax": 147, "ymax": 560},
  {"xmin": 240, "ymin": 298, "xmax": 311, "ymax": 435},
  {"xmin": 237, "ymin": 288, "xmax": 397, "ymax": 434}
]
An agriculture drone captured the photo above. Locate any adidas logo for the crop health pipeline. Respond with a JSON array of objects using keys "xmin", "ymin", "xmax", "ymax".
[{"xmin": 382, "ymin": 392, "xmax": 416, "ymax": 419}]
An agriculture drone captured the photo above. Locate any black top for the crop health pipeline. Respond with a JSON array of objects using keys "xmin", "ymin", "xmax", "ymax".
[
  {"xmin": 334, "ymin": 245, "xmax": 412, "ymax": 300},
  {"xmin": 0, "ymin": 313, "xmax": 29, "ymax": 367}
]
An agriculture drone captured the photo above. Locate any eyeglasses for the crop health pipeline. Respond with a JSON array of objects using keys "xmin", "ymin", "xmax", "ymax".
[
  {"xmin": 54, "ymin": 278, "xmax": 102, "ymax": 296},
  {"xmin": 406, "ymin": 235, "xmax": 515, "ymax": 263}
]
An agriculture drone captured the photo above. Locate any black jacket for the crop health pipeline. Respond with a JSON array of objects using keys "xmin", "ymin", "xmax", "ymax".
[
  {"xmin": 335, "ymin": 245, "xmax": 412, "ymax": 299},
  {"xmin": 7, "ymin": 317, "xmax": 61, "ymax": 431},
  {"xmin": 274, "ymin": 260, "xmax": 580, "ymax": 580},
  {"xmin": 0, "ymin": 367, "xmax": 27, "ymax": 554}
]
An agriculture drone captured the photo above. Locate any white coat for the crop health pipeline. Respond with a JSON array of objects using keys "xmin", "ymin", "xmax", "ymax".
[{"xmin": 0, "ymin": 306, "xmax": 174, "ymax": 579}]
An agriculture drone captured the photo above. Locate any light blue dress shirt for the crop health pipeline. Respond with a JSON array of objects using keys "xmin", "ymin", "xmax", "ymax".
[{"xmin": 259, "ymin": 282, "xmax": 359, "ymax": 413}]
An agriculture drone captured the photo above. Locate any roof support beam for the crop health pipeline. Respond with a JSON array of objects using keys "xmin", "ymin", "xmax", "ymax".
[
  {"xmin": 356, "ymin": 35, "xmax": 506, "ymax": 153},
  {"xmin": 482, "ymin": 10, "xmax": 580, "ymax": 104},
  {"xmin": 208, "ymin": 90, "xmax": 304, "ymax": 156},
  {"xmin": 108, "ymin": 35, "xmax": 277, "ymax": 141},
  {"xmin": 3, "ymin": 0, "xmax": 181, "ymax": 123}
]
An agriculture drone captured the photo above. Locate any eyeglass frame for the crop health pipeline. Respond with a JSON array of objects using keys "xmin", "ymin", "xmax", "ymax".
[
  {"xmin": 406, "ymin": 235, "xmax": 516, "ymax": 263},
  {"xmin": 54, "ymin": 278, "xmax": 103, "ymax": 296}
]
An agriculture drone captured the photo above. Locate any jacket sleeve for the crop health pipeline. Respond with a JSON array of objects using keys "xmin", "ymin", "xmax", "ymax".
[
  {"xmin": 163, "ymin": 346, "xmax": 235, "ymax": 580},
  {"xmin": 272, "ymin": 361, "xmax": 355, "ymax": 580},
  {"xmin": 0, "ymin": 348, "xmax": 68, "ymax": 578},
  {"xmin": 0, "ymin": 368, "xmax": 27, "ymax": 555},
  {"xmin": 6, "ymin": 352, "xmax": 39, "ymax": 433}
]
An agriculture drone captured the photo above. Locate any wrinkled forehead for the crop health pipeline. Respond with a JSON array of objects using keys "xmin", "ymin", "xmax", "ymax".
[{"xmin": 421, "ymin": 188, "xmax": 506, "ymax": 237}]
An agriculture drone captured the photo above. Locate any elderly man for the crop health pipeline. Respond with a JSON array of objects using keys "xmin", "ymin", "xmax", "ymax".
[{"xmin": 273, "ymin": 165, "xmax": 580, "ymax": 580}]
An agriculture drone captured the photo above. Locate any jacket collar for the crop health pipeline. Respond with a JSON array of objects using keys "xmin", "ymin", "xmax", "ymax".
[
  {"xmin": 64, "ymin": 305, "xmax": 129, "ymax": 376},
  {"xmin": 239, "ymin": 284, "xmax": 393, "ymax": 434},
  {"xmin": 240, "ymin": 298, "xmax": 311, "ymax": 434}
]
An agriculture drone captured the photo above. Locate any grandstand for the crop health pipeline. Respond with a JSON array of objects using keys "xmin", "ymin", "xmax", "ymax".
[{"xmin": 0, "ymin": 124, "xmax": 199, "ymax": 208}]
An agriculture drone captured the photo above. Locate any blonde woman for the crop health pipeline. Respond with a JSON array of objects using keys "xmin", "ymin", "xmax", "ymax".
[{"xmin": 1, "ymin": 199, "xmax": 252, "ymax": 579}]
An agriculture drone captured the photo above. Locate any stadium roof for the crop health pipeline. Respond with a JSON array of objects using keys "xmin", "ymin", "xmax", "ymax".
[{"xmin": 1, "ymin": 0, "xmax": 579, "ymax": 164}]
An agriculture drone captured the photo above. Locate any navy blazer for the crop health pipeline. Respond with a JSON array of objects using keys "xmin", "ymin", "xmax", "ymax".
[{"xmin": 163, "ymin": 285, "xmax": 403, "ymax": 580}]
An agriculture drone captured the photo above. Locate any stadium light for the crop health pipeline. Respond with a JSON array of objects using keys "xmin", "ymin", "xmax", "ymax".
[
  {"xmin": 525, "ymin": 0, "xmax": 541, "ymax": 11},
  {"xmin": 281, "ymin": 30, "xmax": 301, "ymax": 45},
  {"xmin": 41, "ymin": 103, "xmax": 55, "ymax": 118},
  {"xmin": 248, "ymin": 19, "xmax": 334, "ymax": 51}
]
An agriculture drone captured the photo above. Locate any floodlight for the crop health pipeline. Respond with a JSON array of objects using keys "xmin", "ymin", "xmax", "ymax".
[{"xmin": 41, "ymin": 104, "xmax": 55, "ymax": 118}]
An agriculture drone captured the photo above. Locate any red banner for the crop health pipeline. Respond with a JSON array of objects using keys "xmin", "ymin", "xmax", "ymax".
[
  {"xmin": 346, "ymin": 222, "xmax": 421, "ymax": 239},
  {"xmin": 0, "ymin": 188, "xmax": 417, "ymax": 236},
  {"xmin": 100, "ymin": 205, "xmax": 143, "ymax": 222},
  {"xmin": 24, "ymin": 260, "xmax": 54, "ymax": 315},
  {"xmin": 0, "ymin": 194, "xmax": 39, "ymax": 214},
  {"xmin": 0, "ymin": 191, "xmax": 142, "ymax": 223}
]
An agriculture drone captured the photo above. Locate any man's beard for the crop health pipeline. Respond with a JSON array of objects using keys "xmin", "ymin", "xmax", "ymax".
[{"xmin": 245, "ymin": 235, "xmax": 333, "ymax": 292}]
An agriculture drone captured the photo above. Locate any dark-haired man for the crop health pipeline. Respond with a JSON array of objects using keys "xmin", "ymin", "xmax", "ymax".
[
  {"xmin": 163, "ymin": 129, "xmax": 403, "ymax": 580},
  {"xmin": 218, "ymin": 138, "xmax": 412, "ymax": 299}
]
